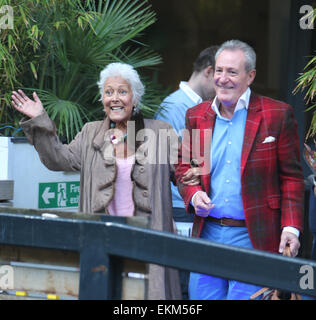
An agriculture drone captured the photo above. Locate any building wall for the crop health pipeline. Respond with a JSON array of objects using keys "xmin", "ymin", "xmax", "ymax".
[{"xmin": 0, "ymin": 137, "xmax": 80, "ymax": 211}]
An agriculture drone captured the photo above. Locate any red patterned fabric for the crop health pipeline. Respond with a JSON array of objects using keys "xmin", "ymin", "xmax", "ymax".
[{"xmin": 175, "ymin": 93, "xmax": 304, "ymax": 253}]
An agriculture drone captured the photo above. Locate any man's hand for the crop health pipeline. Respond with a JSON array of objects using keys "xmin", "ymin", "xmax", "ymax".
[
  {"xmin": 192, "ymin": 191, "xmax": 215, "ymax": 217},
  {"xmin": 182, "ymin": 167, "xmax": 201, "ymax": 186},
  {"xmin": 279, "ymin": 231, "xmax": 300, "ymax": 257}
]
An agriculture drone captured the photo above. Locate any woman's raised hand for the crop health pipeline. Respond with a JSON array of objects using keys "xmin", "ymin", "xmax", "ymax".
[{"xmin": 12, "ymin": 90, "xmax": 44, "ymax": 119}]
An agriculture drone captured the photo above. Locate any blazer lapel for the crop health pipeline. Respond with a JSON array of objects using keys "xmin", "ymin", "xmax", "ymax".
[
  {"xmin": 195, "ymin": 103, "xmax": 216, "ymax": 195},
  {"xmin": 198, "ymin": 103, "xmax": 216, "ymax": 130},
  {"xmin": 241, "ymin": 94, "xmax": 262, "ymax": 177},
  {"xmin": 191, "ymin": 104, "xmax": 215, "ymax": 238}
]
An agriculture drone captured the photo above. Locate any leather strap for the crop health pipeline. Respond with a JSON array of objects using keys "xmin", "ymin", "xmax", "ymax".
[
  {"xmin": 250, "ymin": 287, "xmax": 270, "ymax": 299},
  {"xmin": 205, "ymin": 216, "xmax": 246, "ymax": 227},
  {"xmin": 250, "ymin": 246, "xmax": 301, "ymax": 300},
  {"xmin": 283, "ymin": 245, "xmax": 292, "ymax": 257}
]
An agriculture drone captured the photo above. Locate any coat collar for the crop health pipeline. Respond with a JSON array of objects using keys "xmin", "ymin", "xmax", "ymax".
[
  {"xmin": 92, "ymin": 116, "xmax": 111, "ymax": 150},
  {"xmin": 197, "ymin": 101, "xmax": 217, "ymax": 130},
  {"xmin": 92, "ymin": 117, "xmax": 117, "ymax": 165}
]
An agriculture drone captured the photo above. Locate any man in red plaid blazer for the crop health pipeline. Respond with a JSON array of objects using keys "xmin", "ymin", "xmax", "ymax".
[{"xmin": 175, "ymin": 40, "xmax": 304, "ymax": 299}]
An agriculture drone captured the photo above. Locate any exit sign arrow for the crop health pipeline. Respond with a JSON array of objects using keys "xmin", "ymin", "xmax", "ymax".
[{"xmin": 42, "ymin": 187, "xmax": 55, "ymax": 204}]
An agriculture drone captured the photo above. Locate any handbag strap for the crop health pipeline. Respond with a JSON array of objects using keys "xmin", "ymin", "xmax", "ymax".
[
  {"xmin": 250, "ymin": 246, "xmax": 292, "ymax": 299},
  {"xmin": 283, "ymin": 245, "xmax": 292, "ymax": 257},
  {"xmin": 250, "ymin": 287, "xmax": 270, "ymax": 299}
]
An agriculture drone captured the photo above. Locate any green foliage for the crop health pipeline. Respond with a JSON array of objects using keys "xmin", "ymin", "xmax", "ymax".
[
  {"xmin": 0, "ymin": 0, "xmax": 165, "ymax": 141},
  {"xmin": 294, "ymin": 8, "xmax": 316, "ymax": 139},
  {"xmin": 294, "ymin": 53, "xmax": 316, "ymax": 139}
]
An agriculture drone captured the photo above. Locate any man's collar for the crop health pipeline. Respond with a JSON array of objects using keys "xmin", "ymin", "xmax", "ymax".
[
  {"xmin": 179, "ymin": 81, "xmax": 203, "ymax": 105},
  {"xmin": 211, "ymin": 88, "xmax": 251, "ymax": 118}
]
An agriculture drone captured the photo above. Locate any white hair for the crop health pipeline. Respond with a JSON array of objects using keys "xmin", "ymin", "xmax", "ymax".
[
  {"xmin": 215, "ymin": 40, "xmax": 256, "ymax": 72},
  {"xmin": 97, "ymin": 62, "xmax": 145, "ymax": 107}
]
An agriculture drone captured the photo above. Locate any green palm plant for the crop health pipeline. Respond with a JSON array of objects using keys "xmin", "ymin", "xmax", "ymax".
[
  {"xmin": 295, "ymin": 55, "xmax": 316, "ymax": 175},
  {"xmin": 0, "ymin": 0, "xmax": 165, "ymax": 141},
  {"xmin": 293, "ymin": 8, "xmax": 316, "ymax": 174},
  {"xmin": 294, "ymin": 54, "xmax": 316, "ymax": 139},
  {"xmin": 294, "ymin": 8, "xmax": 316, "ymax": 139}
]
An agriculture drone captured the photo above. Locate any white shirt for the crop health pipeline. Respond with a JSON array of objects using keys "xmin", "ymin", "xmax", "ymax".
[
  {"xmin": 179, "ymin": 81, "xmax": 203, "ymax": 105},
  {"xmin": 212, "ymin": 87, "xmax": 251, "ymax": 117}
]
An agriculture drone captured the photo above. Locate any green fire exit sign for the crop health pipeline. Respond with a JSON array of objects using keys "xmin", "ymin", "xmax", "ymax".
[{"xmin": 38, "ymin": 181, "xmax": 80, "ymax": 209}]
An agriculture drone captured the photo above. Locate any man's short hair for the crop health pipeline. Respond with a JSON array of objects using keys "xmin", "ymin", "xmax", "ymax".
[
  {"xmin": 215, "ymin": 40, "xmax": 256, "ymax": 73},
  {"xmin": 193, "ymin": 45, "xmax": 219, "ymax": 73}
]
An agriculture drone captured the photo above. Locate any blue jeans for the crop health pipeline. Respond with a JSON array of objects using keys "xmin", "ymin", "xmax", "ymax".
[{"xmin": 189, "ymin": 221, "xmax": 262, "ymax": 300}]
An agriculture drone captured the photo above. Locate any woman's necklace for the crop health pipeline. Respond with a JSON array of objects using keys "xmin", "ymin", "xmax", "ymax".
[{"xmin": 110, "ymin": 122, "xmax": 128, "ymax": 145}]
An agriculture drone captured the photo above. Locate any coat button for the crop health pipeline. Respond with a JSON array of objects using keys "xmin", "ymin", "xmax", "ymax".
[
  {"xmin": 139, "ymin": 167, "xmax": 145, "ymax": 173},
  {"xmin": 142, "ymin": 191, "xmax": 148, "ymax": 197}
]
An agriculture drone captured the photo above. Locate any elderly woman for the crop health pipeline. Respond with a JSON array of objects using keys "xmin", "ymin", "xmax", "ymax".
[{"xmin": 11, "ymin": 62, "xmax": 183, "ymax": 300}]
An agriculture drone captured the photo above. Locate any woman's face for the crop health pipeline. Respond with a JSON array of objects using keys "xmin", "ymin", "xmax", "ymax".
[{"xmin": 103, "ymin": 76, "xmax": 134, "ymax": 126}]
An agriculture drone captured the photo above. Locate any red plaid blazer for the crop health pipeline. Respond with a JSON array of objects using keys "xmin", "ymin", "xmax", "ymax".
[{"xmin": 175, "ymin": 93, "xmax": 304, "ymax": 253}]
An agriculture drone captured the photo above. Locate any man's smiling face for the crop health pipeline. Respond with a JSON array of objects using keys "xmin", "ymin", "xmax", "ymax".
[{"xmin": 214, "ymin": 49, "xmax": 256, "ymax": 109}]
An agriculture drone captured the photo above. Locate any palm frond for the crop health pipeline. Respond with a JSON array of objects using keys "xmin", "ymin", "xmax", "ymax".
[
  {"xmin": 112, "ymin": 47, "xmax": 162, "ymax": 68},
  {"xmin": 1, "ymin": 0, "xmax": 164, "ymax": 142},
  {"xmin": 294, "ymin": 51, "xmax": 316, "ymax": 138},
  {"xmin": 30, "ymin": 89, "xmax": 89, "ymax": 141}
]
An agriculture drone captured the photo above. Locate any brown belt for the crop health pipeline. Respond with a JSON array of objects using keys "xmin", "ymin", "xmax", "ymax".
[{"xmin": 205, "ymin": 216, "xmax": 246, "ymax": 227}]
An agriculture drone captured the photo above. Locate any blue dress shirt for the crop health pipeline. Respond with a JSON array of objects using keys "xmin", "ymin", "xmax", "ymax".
[
  {"xmin": 209, "ymin": 88, "xmax": 251, "ymax": 219},
  {"xmin": 210, "ymin": 107, "xmax": 248, "ymax": 219}
]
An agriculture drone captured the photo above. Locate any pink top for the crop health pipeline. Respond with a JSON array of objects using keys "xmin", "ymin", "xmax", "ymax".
[{"xmin": 108, "ymin": 155, "xmax": 135, "ymax": 217}]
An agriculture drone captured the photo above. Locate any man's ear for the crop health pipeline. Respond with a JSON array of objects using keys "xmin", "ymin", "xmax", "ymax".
[
  {"xmin": 204, "ymin": 66, "xmax": 214, "ymax": 78},
  {"xmin": 247, "ymin": 69, "xmax": 256, "ymax": 86}
]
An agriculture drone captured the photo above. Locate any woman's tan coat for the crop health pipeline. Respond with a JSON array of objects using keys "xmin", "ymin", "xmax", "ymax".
[{"xmin": 20, "ymin": 112, "xmax": 181, "ymax": 300}]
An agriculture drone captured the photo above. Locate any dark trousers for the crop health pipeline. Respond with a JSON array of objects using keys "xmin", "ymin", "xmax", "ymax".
[{"xmin": 309, "ymin": 187, "xmax": 316, "ymax": 260}]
